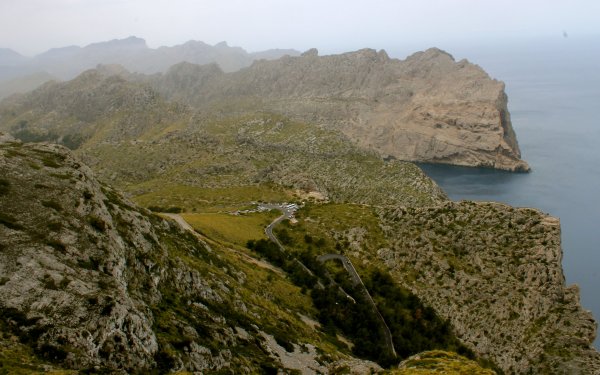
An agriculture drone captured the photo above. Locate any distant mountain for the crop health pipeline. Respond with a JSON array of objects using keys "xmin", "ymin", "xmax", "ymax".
[
  {"xmin": 0, "ymin": 48, "xmax": 29, "ymax": 81},
  {"xmin": 145, "ymin": 48, "xmax": 530, "ymax": 171},
  {"xmin": 0, "ymin": 71, "xmax": 57, "ymax": 100},
  {"xmin": 0, "ymin": 48, "xmax": 26, "ymax": 66},
  {"xmin": 0, "ymin": 36, "xmax": 300, "ymax": 96}
]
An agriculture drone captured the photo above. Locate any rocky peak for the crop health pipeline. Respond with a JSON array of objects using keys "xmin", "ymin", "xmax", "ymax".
[
  {"xmin": 144, "ymin": 47, "xmax": 529, "ymax": 171},
  {"xmin": 94, "ymin": 63, "xmax": 132, "ymax": 78},
  {"xmin": 378, "ymin": 49, "xmax": 390, "ymax": 61},
  {"xmin": 415, "ymin": 47, "xmax": 455, "ymax": 61},
  {"xmin": 301, "ymin": 48, "xmax": 319, "ymax": 57},
  {"xmin": 85, "ymin": 36, "xmax": 148, "ymax": 50},
  {"xmin": 214, "ymin": 41, "xmax": 230, "ymax": 48}
]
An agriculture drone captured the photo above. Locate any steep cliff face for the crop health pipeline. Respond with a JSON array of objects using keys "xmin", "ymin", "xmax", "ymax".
[
  {"xmin": 0, "ymin": 135, "xmax": 381, "ymax": 373},
  {"xmin": 376, "ymin": 202, "xmax": 600, "ymax": 374},
  {"xmin": 1, "ymin": 47, "xmax": 529, "ymax": 171},
  {"xmin": 151, "ymin": 48, "xmax": 529, "ymax": 171}
]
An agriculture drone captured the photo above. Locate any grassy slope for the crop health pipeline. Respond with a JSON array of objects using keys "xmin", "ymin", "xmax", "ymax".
[
  {"xmin": 0, "ymin": 330, "xmax": 75, "ymax": 374},
  {"xmin": 181, "ymin": 211, "xmax": 278, "ymax": 246},
  {"xmin": 392, "ymin": 350, "xmax": 496, "ymax": 374}
]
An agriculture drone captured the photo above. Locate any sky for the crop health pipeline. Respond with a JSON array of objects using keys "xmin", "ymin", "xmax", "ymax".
[{"xmin": 0, "ymin": 0, "xmax": 599, "ymax": 56}]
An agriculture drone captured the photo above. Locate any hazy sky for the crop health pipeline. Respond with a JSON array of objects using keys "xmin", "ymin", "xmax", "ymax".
[{"xmin": 1, "ymin": 0, "xmax": 599, "ymax": 56}]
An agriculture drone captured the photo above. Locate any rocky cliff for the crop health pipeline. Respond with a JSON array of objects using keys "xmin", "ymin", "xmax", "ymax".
[
  {"xmin": 376, "ymin": 202, "xmax": 600, "ymax": 373},
  {"xmin": 0, "ymin": 71, "xmax": 447, "ymax": 207},
  {"xmin": 287, "ymin": 201, "xmax": 600, "ymax": 374},
  {"xmin": 149, "ymin": 48, "xmax": 529, "ymax": 171},
  {"xmin": 0, "ymin": 134, "xmax": 383, "ymax": 373},
  {"xmin": 1, "ymin": 46, "xmax": 529, "ymax": 171}
]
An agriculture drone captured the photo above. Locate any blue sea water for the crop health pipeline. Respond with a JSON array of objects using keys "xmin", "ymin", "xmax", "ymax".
[{"xmin": 402, "ymin": 35, "xmax": 600, "ymax": 348}]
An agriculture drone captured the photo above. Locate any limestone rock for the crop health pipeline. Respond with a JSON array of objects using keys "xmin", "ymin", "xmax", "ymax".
[
  {"xmin": 377, "ymin": 202, "xmax": 600, "ymax": 374},
  {"xmin": 150, "ymin": 47, "xmax": 529, "ymax": 171},
  {"xmin": 1, "ymin": 46, "xmax": 529, "ymax": 171}
]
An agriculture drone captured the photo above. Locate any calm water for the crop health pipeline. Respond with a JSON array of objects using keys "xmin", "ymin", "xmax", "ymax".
[{"xmin": 407, "ymin": 36, "xmax": 600, "ymax": 348}]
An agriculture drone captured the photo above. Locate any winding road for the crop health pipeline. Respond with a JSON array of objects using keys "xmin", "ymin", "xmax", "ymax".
[
  {"xmin": 317, "ymin": 254, "xmax": 396, "ymax": 358},
  {"xmin": 165, "ymin": 206, "xmax": 396, "ymax": 359},
  {"xmin": 262, "ymin": 204, "xmax": 321, "ymax": 282},
  {"xmin": 263, "ymin": 204, "xmax": 397, "ymax": 359}
]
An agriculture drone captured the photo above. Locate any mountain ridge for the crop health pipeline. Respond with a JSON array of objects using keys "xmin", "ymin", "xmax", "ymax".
[
  {"xmin": 144, "ymin": 47, "xmax": 530, "ymax": 171},
  {"xmin": 0, "ymin": 36, "xmax": 300, "ymax": 98},
  {"xmin": 1, "ymin": 39, "xmax": 529, "ymax": 171}
]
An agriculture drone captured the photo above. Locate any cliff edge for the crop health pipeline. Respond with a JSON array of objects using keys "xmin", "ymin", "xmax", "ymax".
[{"xmin": 151, "ymin": 47, "xmax": 530, "ymax": 172}]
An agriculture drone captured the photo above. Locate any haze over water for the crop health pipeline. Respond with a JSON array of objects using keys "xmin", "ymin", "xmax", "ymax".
[{"xmin": 411, "ymin": 35, "xmax": 600, "ymax": 348}]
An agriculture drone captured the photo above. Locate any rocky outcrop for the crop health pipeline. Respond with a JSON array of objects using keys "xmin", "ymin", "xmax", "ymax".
[
  {"xmin": 1, "ymin": 46, "xmax": 529, "ymax": 171},
  {"xmin": 0, "ymin": 134, "xmax": 378, "ymax": 373},
  {"xmin": 151, "ymin": 47, "xmax": 529, "ymax": 171},
  {"xmin": 376, "ymin": 202, "xmax": 600, "ymax": 374}
]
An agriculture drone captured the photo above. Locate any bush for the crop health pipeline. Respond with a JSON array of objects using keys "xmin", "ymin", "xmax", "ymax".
[
  {"xmin": 0, "ymin": 212, "xmax": 23, "ymax": 230},
  {"xmin": 247, "ymin": 239, "xmax": 286, "ymax": 267},
  {"xmin": 0, "ymin": 178, "xmax": 9, "ymax": 196},
  {"xmin": 47, "ymin": 221, "xmax": 63, "ymax": 231},
  {"xmin": 42, "ymin": 274, "xmax": 58, "ymax": 290},
  {"xmin": 41, "ymin": 156, "xmax": 61, "ymax": 168},
  {"xmin": 42, "ymin": 200, "xmax": 62, "ymax": 211},
  {"xmin": 62, "ymin": 133, "xmax": 87, "ymax": 150},
  {"xmin": 275, "ymin": 228, "xmax": 293, "ymax": 245},
  {"xmin": 47, "ymin": 238, "xmax": 66, "ymax": 252},
  {"xmin": 154, "ymin": 349, "xmax": 178, "ymax": 373},
  {"xmin": 37, "ymin": 343, "xmax": 68, "ymax": 361},
  {"xmin": 274, "ymin": 334, "xmax": 295, "ymax": 352},
  {"xmin": 148, "ymin": 206, "xmax": 182, "ymax": 213},
  {"xmin": 78, "ymin": 257, "xmax": 100, "ymax": 270}
]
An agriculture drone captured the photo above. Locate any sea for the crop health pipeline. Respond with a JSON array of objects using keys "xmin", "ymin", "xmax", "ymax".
[{"xmin": 391, "ymin": 35, "xmax": 600, "ymax": 348}]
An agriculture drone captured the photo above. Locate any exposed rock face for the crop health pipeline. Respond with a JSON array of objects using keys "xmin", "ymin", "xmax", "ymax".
[
  {"xmin": 150, "ymin": 48, "xmax": 529, "ymax": 171},
  {"xmin": 0, "ymin": 74, "xmax": 447, "ymax": 207},
  {"xmin": 376, "ymin": 202, "xmax": 600, "ymax": 374},
  {"xmin": 1, "ymin": 46, "xmax": 529, "ymax": 171},
  {"xmin": 0, "ymin": 134, "xmax": 378, "ymax": 373}
]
